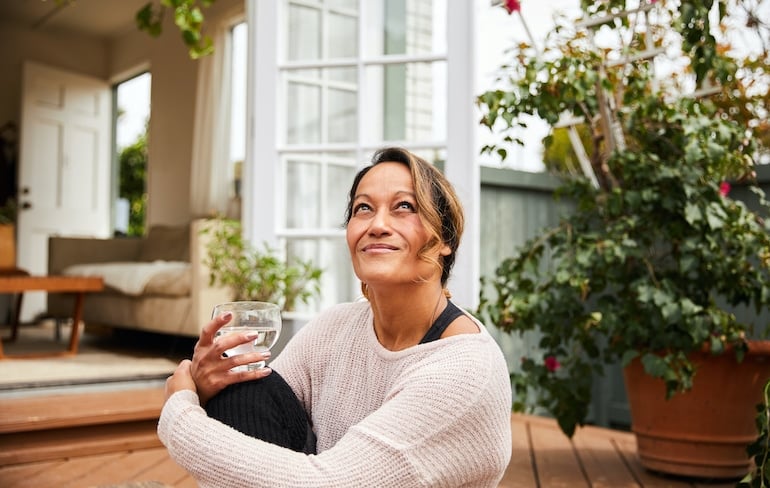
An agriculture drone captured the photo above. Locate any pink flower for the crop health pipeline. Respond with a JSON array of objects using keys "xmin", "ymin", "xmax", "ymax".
[
  {"xmin": 544, "ymin": 355, "xmax": 561, "ymax": 372},
  {"xmin": 503, "ymin": 0, "xmax": 521, "ymax": 14},
  {"xmin": 719, "ymin": 181, "xmax": 731, "ymax": 197}
]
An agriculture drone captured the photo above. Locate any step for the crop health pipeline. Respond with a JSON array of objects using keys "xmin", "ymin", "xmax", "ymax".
[{"xmin": 0, "ymin": 387, "xmax": 165, "ymax": 465}]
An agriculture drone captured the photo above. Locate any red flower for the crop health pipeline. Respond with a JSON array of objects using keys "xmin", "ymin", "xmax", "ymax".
[
  {"xmin": 544, "ymin": 355, "xmax": 561, "ymax": 372},
  {"xmin": 503, "ymin": 0, "xmax": 521, "ymax": 14},
  {"xmin": 719, "ymin": 181, "xmax": 731, "ymax": 197}
]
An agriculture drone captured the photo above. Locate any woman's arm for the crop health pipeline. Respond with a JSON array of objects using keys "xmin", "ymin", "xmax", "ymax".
[{"xmin": 158, "ymin": 336, "xmax": 512, "ymax": 487}]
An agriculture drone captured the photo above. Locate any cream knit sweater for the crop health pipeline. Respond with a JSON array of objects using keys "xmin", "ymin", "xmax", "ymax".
[{"xmin": 158, "ymin": 301, "xmax": 512, "ymax": 487}]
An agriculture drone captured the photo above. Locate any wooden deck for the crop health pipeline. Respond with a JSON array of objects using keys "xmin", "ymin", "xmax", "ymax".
[{"xmin": 0, "ymin": 387, "xmax": 741, "ymax": 488}]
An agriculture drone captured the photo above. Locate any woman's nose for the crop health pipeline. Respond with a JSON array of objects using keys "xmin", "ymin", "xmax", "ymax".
[{"xmin": 368, "ymin": 208, "xmax": 392, "ymax": 235}]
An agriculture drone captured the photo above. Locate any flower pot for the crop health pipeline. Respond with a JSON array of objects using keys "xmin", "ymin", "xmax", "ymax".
[{"xmin": 623, "ymin": 340, "xmax": 770, "ymax": 479}]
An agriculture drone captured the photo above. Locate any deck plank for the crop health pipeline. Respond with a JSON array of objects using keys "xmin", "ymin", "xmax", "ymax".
[
  {"xmin": 614, "ymin": 435, "xmax": 698, "ymax": 488},
  {"xmin": 0, "ymin": 408, "xmax": 750, "ymax": 487},
  {"xmin": 572, "ymin": 424, "xmax": 640, "ymax": 487},
  {"xmin": 499, "ymin": 414, "xmax": 538, "ymax": 488},
  {"xmin": 132, "ymin": 450, "xmax": 194, "ymax": 486},
  {"xmin": 10, "ymin": 452, "xmax": 124, "ymax": 488},
  {"xmin": 528, "ymin": 417, "xmax": 588, "ymax": 487},
  {"xmin": 0, "ymin": 459, "xmax": 64, "ymax": 487},
  {"xmin": 75, "ymin": 449, "xmax": 167, "ymax": 487}
]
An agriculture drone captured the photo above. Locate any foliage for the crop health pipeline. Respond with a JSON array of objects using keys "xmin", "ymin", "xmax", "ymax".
[
  {"xmin": 204, "ymin": 218, "xmax": 323, "ymax": 312},
  {"xmin": 136, "ymin": 0, "xmax": 216, "ymax": 59},
  {"xmin": 542, "ymin": 126, "xmax": 593, "ymax": 176},
  {"xmin": 476, "ymin": 0, "xmax": 770, "ymax": 438},
  {"xmin": 118, "ymin": 130, "xmax": 148, "ymax": 236},
  {"xmin": 740, "ymin": 377, "xmax": 770, "ymax": 487}
]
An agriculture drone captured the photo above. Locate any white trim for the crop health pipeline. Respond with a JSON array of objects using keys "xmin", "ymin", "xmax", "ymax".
[
  {"xmin": 275, "ymin": 141, "xmax": 447, "ymax": 154},
  {"xmin": 445, "ymin": 0, "xmax": 478, "ymax": 309},
  {"xmin": 281, "ymin": 53, "xmax": 446, "ymax": 70},
  {"xmin": 246, "ymin": 0, "xmax": 279, "ymax": 246}
]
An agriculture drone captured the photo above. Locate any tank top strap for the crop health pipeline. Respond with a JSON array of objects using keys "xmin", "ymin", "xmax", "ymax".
[{"xmin": 418, "ymin": 300, "xmax": 466, "ymax": 344}]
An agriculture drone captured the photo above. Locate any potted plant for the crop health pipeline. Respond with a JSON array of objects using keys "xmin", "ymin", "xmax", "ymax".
[
  {"xmin": 477, "ymin": 0, "xmax": 770, "ymax": 479},
  {"xmin": 202, "ymin": 217, "xmax": 322, "ymax": 313},
  {"xmin": 202, "ymin": 217, "xmax": 323, "ymax": 356}
]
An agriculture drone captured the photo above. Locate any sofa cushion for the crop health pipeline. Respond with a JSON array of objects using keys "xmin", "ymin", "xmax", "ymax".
[
  {"xmin": 63, "ymin": 261, "xmax": 191, "ymax": 297},
  {"xmin": 143, "ymin": 264, "xmax": 192, "ymax": 296},
  {"xmin": 138, "ymin": 224, "xmax": 190, "ymax": 262}
]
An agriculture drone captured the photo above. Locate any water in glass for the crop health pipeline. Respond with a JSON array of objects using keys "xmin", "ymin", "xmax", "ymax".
[{"xmin": 212, "ymin": 301, "xmax": 282, "ymax": 371}]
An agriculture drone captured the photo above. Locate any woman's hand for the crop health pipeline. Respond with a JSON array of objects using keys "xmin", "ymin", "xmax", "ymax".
[
  {"xmin": 165, "ymin": 359, "xmax": 196, "ymax": 401},
  {"xmin": 189, "ymin": 311, "xmax": 273, "ymax": 406}
]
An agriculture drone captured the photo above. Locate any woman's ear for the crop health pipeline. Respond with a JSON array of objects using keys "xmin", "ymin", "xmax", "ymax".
[{"xmin": 439, "ymin": 243, "xmax": 451, "ymax": 257}]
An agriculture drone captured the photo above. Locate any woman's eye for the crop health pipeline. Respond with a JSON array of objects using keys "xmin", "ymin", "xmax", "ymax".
[
  {"xmin": 353, "ymin": 203, "xmax": 371, "ymax": 214},
  {"xmin": 396, "ymin": 201, "xmax": 416, "ymax": 211}
]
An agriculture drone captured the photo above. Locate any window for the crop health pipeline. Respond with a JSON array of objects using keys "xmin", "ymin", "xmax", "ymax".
[
  {"xmin": 229, "ymin": 22, "xmax": 248, "ymax": 214},
  {"xmin": 281, "ymin": 0, "xmax": 449, "ymax": 313},
  {"xmin": 249, "ymin": 0, "xmax": 476, "ymax": 312},
  {"xmin": 114, "ymin": 72, "xmax": 151, "ymax": 236}
]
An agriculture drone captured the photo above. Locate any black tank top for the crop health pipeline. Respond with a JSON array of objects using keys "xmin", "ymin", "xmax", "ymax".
[{"xmin": 418, "ymin": 300, "xmax": 466, "ymax": 344}]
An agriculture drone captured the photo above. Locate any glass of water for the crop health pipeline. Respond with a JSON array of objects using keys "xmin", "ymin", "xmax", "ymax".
[{"xmin": 212, "ymin": 301, "xmax": 282, "ymax": 371}]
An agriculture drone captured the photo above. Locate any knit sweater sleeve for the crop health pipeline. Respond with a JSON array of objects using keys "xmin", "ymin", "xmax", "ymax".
[{"xmin": 158, "ymin": 305, "xmax": 512, "ymax": 487}]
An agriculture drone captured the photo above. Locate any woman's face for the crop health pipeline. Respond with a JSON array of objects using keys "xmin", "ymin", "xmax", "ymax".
[{"xmin": 346, "ymin": 162, "xmax": 449, "ymax": 289}]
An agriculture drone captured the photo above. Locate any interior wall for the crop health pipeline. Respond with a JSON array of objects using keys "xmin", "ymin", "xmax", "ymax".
[
  {"xmin": 111, "ymin": 0, "xmax": 243, "ymax": 227},
  {"xmin": 0, "ymin": 19, "xmax": 107, "ymax": 137},
  {"xmin": 111, "ymin": 17, "xmax": 198, "ymax": 227},
  {"xmin": 1, "ymin": 0, "xmax": 244, "ymax": 229}
]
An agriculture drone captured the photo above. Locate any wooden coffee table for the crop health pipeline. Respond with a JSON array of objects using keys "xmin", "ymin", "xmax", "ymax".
[{"xmin": 0, "ymin": 275, "xmax": 104, "ymax": 359}]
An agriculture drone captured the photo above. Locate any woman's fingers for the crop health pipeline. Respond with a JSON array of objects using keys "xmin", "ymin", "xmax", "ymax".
[
  {"xmin": 164, "ymin": 359, "xmax": 196, "ymax": 401},
  {"xmin": 197, "ymin": 311, "xmax": 233, "ymax": 347},
  {"xmin": 191, "ymin": 314, "xmax": 275, "ymax": 405}
]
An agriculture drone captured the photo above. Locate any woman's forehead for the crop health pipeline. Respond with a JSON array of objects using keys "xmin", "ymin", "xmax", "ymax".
[{"xmin": 356, "ymin": 162, "xmax": 413, "ymax": 194}]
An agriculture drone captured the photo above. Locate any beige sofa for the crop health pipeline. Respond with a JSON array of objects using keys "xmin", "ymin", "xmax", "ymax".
[{"xmin": 47, "ymin": 219, "xmax": 231, "ymax": 337}]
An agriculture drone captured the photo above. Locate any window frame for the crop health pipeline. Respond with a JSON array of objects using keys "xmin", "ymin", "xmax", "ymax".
[{"xmin": 245, "ymin": 0, "xmax": 478, "ymax": 310}]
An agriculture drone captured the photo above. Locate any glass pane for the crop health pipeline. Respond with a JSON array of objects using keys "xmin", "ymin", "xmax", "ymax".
[
  {"xmin": 328, "ymin": 87, "xmax": 357, "ymax": 143},
  {"xmin": 326, "ymin": 0, "xmax": 358, "ymax": 10},
  {"xmin": 285, "ymin": 159, "xmax": 321, "ymax": 228},
  {"xmin": 286, "ymin": 238, "xmax": 357, "ymax": 312},
  {"xmin": 286, "ymin": 81, "xmax": 321, "ymax": 144},
  {"xmin": 328, "ymin": 67, "xmax": 357, "ymax": 83},
  {"xmin": 328, "ymin": 12, "xmax": 358, "ymax": 58},
  {"xmin": 287, "ymin": 3, "xmax": 321, "ymax": 61},
  {"xmin": 410, "ymin": 147, "xmax": 447, "ymax": 167},
  {"xmin": 365, "ymin": 0, "xmax": 447, "ymax": 56},
  {"xmin": 363, "ymin": 61, "xmax": 447, "ymax": 143},
  {"xmin": 327, "ymin": 162, "xmax": 358, "ymax": 227}
]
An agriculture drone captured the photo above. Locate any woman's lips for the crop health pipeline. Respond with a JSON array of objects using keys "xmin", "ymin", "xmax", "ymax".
[{"xmin": 362, "ymin": 243, "xmax": 398, "ymax": 252}]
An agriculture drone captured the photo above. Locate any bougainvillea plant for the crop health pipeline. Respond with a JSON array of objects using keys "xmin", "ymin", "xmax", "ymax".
[{"xmin": 477, "ymin": 0, "xmax": 770, "ymax": 437}]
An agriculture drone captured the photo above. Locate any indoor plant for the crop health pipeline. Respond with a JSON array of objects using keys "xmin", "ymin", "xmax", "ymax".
[
  {"xmin": 477, "ymin": 0, "xmax": 770, "ymax": 478},
  {"xmin": 202, "ymin": 217, "xmax": 322, "ymax": 313}
]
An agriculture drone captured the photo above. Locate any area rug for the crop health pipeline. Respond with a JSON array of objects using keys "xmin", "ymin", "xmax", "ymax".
[{"xmin": 0, "ymin": 321, "xmax": 190, "ymax": 391}]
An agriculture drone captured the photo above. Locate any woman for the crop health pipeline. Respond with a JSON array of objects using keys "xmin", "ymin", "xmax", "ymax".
[{"xmin": 159, "ymin": 147, "xmax": 512, "ymax": 487}]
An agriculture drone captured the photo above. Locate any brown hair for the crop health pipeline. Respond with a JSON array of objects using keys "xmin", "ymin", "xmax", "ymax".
[{"xmin": 344, "ymin": 147, "xmax": 464, "ymax": 286}]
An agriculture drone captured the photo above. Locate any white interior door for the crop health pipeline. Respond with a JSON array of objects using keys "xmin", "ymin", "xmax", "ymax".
[{"xmin": 17, "ymin": 61, "xmax": 111, "ymax": 321}]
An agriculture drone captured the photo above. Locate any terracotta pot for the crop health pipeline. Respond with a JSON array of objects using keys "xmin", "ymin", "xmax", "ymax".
[{"xmin": 623, "ymin": 340, "xmax": 770, "ymax": 479}]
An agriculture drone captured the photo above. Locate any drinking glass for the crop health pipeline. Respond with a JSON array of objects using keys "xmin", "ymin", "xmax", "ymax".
[{"xmin": 212, "ymin": 301, "xmax": 282, "ymax": 371}]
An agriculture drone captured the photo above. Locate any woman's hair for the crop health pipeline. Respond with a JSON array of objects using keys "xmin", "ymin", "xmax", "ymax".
[{"xmin": 344, "ymin": 147, "xmax": 464, "ymax": 286}]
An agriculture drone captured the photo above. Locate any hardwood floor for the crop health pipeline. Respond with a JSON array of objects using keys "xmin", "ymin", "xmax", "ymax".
[{"xmin": 0, "ymin": 386, "xmax": 743, "ymax": 488}]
